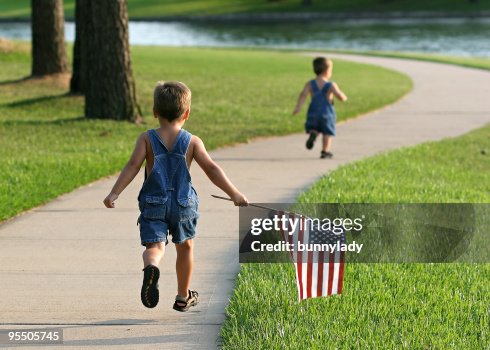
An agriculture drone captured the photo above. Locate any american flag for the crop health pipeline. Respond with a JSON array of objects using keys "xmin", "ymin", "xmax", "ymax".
[{"xmin": 279, "ymin": 212, "xmax": 345, "ymax": 301}]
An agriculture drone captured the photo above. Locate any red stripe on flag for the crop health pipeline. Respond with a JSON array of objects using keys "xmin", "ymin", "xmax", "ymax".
[
  {"xmin": 306, "ymin": 252, "xmax": 313, "ymax": 299},
  {"xmin": 317, "ymin": 251, "xmax": 324, "ymax": 296},
  {"xmin": 327, "ymin": 251, "xmax": 335, "ymax": 295},
  {"xmin": 338, "ymin": 251, "xmax": 345, "ymax": 294}
]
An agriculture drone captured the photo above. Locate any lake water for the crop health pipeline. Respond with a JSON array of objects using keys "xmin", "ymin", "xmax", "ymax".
[{"xmin": 1, "ymin": 18, "xmax": 489, "ymax": 57}]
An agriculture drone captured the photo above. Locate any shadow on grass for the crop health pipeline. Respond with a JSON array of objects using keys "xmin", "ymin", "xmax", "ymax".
[
  {"xmin": 6, "ymin": 93, "xmax": 70, "ymax": 108},
  {"xmin": 1, "ymin": 115, "xmax": 86, "ymax": 126},
  {"xmin": 0, "ymin": 76, "xmax": 30, "ymax": 86}
]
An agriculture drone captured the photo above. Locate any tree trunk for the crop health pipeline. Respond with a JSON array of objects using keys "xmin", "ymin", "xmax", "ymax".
[
  {"xmin": 31, "ymin": 0, "xmax": 68, "ymax": 76},
  {"xmin": 84, "ymin": 0, "xmax": 140, "ymax": 121},
  {"xmin": 70, "ymin": 0, "xmax": 87, "ymax": 94}
]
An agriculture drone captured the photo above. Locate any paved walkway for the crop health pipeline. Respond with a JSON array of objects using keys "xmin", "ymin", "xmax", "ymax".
[{"xmin": 0, "ymin": 54, "xmax": 489, "ymax": 349}]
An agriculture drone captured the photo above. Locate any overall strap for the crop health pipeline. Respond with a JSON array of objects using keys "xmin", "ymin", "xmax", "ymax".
[
  {"xmin": 321, "ymin": 81, "xmax": 333, "ymax": 93},
  {"xmin": 310, "ymin": 80, "xmax": 320, "ymax": 94},
  {"xmin": 171, "ymin": 129, "xmax": 192, "ymax": 156},
  {"xmin": 147, "ymin": 129, "xmax": 168, "ymax": 157}
]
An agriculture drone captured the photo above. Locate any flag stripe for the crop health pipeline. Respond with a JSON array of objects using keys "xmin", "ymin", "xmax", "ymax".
[
  {"xmin": 328, "ymin": 251, "xmax": 335, "ymax": 295},
  {"xmin": 306, "ymin": 254, "xmax": 313, "ymax": 299},
  {"xmin": 338, "ymin": 251, "xmax": 345, "ymax": 294},
  {"xmin": 317, "ymin": 251, "xmax": 324, "ymax": 297},
  {"xmin": 309, "ymin": 216, "xmax": 318, "ymax": 298},
  {"xmin": 288, "ymin": 213, "xmax": 345, "ymax": 300},
  {"xmin": 331, "ymin": 250, "xmax": 340, "ymax": 295},
  {"xmin": 322, "ymin": 255, "xmax": 329, "ymax": 296},
  {"xmin": 311, "ymin": 261, "xmax": 318, "ymax": 298},
  {"xmin": 302, "ymin": 262, "xmax": 308, "ymax": 299}
]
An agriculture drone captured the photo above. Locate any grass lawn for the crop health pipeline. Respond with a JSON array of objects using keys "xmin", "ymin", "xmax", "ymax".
[
  {"xmin": 298, "ymin": 127, "xmax": 490, "ymax": 203},
  {"xmin": 0, "ymin": 42, "xmax": 411, "ymax": 221},
  {"xmin": 0, "ymin": 0, "xmax": 488, "ymax": 19},
  {"xmin": 221, "ymin": 126, "xmax": 490, "ymax": 349}
]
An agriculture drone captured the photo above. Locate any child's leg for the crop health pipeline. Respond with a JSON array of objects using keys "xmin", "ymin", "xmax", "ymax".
[
  {"xmin": 143, "ymin": 242, "xmax": 165, "ymax": 267},
  {"xmin": 322, "ymin": 134, "xmax": 332, "ymax": 153},
  {"xmin": 141, "ymin": 242, "xmax": 164, "ymax": 308},
  {"xmin": 306, "ymin": 129, "xmax": 319, "ymax": 150},
  {"xmin": 175, "ymin": 239, "xmax": 194, "ymax": 298}
]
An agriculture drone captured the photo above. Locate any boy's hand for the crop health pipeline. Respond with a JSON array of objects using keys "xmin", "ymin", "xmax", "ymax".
[
  {"xmin": 103, "ymin": 192, "xmax": 119, "ymax": 208},
  {"xmin": 292, "ymin": 107, "xmax": 301, "ymax": 115},
  {"xmin": 231, "ymin": 192, "xmax": 249, "ymax": 207}
]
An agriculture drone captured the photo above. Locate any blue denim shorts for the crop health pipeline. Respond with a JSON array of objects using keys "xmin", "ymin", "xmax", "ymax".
[
  {"xmin": 305, "ymin": 113, "xmax": 336, "ymax": 136},
  {"xmin": 138, "ymin": 195, "xmax": 199, "ymax": 245}
]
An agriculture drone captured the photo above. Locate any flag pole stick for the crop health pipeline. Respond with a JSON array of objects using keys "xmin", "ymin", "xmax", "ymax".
[
  {"xmin": 211, "ymin": 194, "xmax": 281, "ymax": 212},
  {"xmin": 212, "ymin": 195, "xmax": 349, "ymax": 219}
]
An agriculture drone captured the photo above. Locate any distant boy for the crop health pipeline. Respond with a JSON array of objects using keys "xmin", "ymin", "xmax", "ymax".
[
  {"xmin": 103, "ymin": 81, "xmax": 248, "ymax": 312},
  {"xmin": 293, "ymin": 57, "xmax": 348, "ymax": 158}
]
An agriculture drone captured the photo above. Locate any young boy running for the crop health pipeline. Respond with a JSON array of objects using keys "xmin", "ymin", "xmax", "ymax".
[
  {"xmin": 103, "ymin": 81, "xmax": 248, "ymax": 312},
  {"xmin": 293, "ymin": 57, "xmax": 348, "ymax": 158}
]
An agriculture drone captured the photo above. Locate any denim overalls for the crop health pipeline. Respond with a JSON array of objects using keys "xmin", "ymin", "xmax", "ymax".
[
  {"xmin": 305, "ymin": 80, "xmax": 336, "ymax": 136},
  {"xmin": 137, "ymin": 128, "xmax": 199, "ymax": 245}
]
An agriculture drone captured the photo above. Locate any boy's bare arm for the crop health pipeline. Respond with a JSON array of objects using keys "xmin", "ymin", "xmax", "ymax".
[
  {"xmin": 103, "ymin": 133, "xmax": 147, "ymax": 208},
  {"xmin": 331, "ymin": 82, "xmax": 348, "ymax": 102},
  {"xmin": 292, "ymin": 82, "xmax": 311, "ymax": 115},
  {"xmin": 192, "ymin": 136, "xmax": 248, "ymax": 206}
]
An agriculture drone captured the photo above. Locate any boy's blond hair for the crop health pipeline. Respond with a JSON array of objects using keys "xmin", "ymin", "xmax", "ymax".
[
  {"xmin": 153, "ymin": 81, "xmax": 191, "ymax": 121},
  {"xmin": 313, "ymin": 57, "xmax": 332, "ymax": 76}
]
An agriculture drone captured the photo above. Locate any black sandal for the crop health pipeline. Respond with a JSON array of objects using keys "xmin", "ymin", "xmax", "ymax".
[
  {"xmin": 141, "ymin": 264, "xmax": 160, "ymax": 308},
  {"xmin": 306, "ymin": 132, "xmax": 318, "ymax": 150},
  {"xmin": 321, "ymin": 151, "xmax": 333, "ymax": 159},
  {"xmin": 173, "ymin": 290, "xmax": 199, "ymax": 312}
]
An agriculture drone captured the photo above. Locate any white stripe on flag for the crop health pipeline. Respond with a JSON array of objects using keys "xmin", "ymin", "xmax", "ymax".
[
  {"xmin": 309, "ymin": 218, "xmax": 319, "ymax": 298},
  {"xmin": 311, "ymin": 262, "xmax": 318, "ymax": 298},
  {"xmin": 322, "ymin": 253, "xmax": 329, "ymax": 296},
  {"xmin": 331, "ymin": 249, "xmax": 340, "ymax": 295}
]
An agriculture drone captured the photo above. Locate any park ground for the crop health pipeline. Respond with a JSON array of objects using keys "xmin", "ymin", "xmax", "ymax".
[
  {"xmin": 0, "ymin": 40, "xmax": 411, "ymax": 222},
  {"xmin": 221, "ymin": 124, "xmax": 490, "ymax": 349},
  {"xmin": 0, "ymin": 40, "xmax": 489, "ymax": 349},
  {"xmin": 0, "ymin": 0, "xmax": 489, "ymax": 19},
  {"xmin": 218, "ymin": 51, "xmax": 490, "ymax": 349}
]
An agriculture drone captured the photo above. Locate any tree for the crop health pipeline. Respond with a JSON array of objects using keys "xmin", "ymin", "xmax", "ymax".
[
  {"xmin": 84, "ymin": 0, "xmax": 140, "ymax": 121},
  {"xmin": 69, "ymin": 0, "xmax": 87, "ymax": 94},
  {"xmin": 31, "ymin": 0, "xmax": 68, "ymax": 76}
]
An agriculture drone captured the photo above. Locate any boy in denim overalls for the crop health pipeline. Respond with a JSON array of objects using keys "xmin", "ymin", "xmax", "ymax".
[
  {"xmin": 293, "ymin": 57, "xmax": 348, "ymax": 159},
  {"xmin": 103, "ymin": 82, "xmax": 248, "ymax": 312}
]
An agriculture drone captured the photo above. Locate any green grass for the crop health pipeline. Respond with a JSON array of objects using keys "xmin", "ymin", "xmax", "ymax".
[
  {"xmin": 221, "ymin": 126, "xmax": 490, "ymax": 349},
  {"xmin": 223, "ymin": 263, "xmax": 489, "ymax": 349},
  {"xmin": 0, "ymin": 43, "xmax": 411, "ymax": 221},
  {"xmin": 0, "ymin": 0, "xmax": 488, "ymax": 19},
  {"xmin": 299, "ymin": 126, "xmax": 490, "ymax": 203}
]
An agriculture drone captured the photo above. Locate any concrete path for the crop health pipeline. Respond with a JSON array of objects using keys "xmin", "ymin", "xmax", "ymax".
[{"xmin": 0, "ymin": 54, "xmax": 489, "ymax": 350}]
